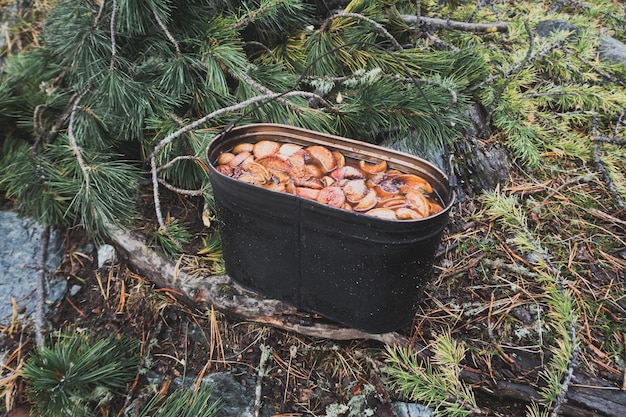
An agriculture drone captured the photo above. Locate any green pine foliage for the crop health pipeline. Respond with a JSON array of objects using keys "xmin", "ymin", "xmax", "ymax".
[
  {"xmin": 1, "ymin": 0, "xmax": 625, "ymax": 242},
  {"xmin": 1, "ymin": 0, "xmax": 486, "ymax": 242},
  {"xmin": 22, "ymin": 331, "xmax": 140, "ymax": 417},
  {"xmin": 384, "ymin": 332, "xmax": 479, "ymax": 417},
  {"xmin": 136, "ymin": 383, "xmax": 222, "ymax": 417},
  {"xmin": 482, "ymin": 188, "xmax": 579, "ymax": 417}
]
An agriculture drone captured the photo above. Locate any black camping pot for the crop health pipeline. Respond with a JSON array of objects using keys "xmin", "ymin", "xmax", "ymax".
[{"xmin": 206, "ymin": 124, "xmax": 454, "ymax": 333}]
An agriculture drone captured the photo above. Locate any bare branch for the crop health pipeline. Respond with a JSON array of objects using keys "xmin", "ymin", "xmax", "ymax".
[
  {"xmin": 226, "ymin": 68, "xmax": 302, "ymax": 113},
  {"xmin": 401, "ymin": 14, "xmax": 508, "ymax": 34},
  {"xmin": 67, "ymin": 95, "xmax": 91, "ymax": 192},
  {"xmin": 149, "ymin": 91, "xmax": 326, "ymax": 159},
  {"xmin": 156, "ymin": 155, "xmax": 202, "ymax": 173},
  {"xmin": 157, "ymin": 178, "xmax": 205, "ymax": 197},
  {"xmin": 149, "ymin": 154, "xmax": 183, "ymax": 250},
  {"xmin": 110, "ymin": 0, "xmax": 118, "ymax": 70},
  {"xmin": 93, "ymin": 0, "xmax": 107, "ymax": 29},
  {"xmin": 332, "ymin": 12, "xmax": 404, "ymax": 51},
  {"xmin": 591, "ymin": 114, "xmax": 626, "ymax": 210},
  {"xmin": 34, "ymin": 226, "xmax": 50, "ymax": 350},
  {"xmin": 152, "ymin": 8, "xmax": 180, "ymax": 57}
]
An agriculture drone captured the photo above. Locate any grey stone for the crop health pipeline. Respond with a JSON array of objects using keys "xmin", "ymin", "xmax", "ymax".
[
  {"xmin": 392, "ymin": 402, "xmax": 435, "ymax": 417},
  {"xmin": 46, "ymin": 278, "xmax": 68, "ymax": 303},
  {"xmin": 97, "ymin": 244, "xmax": 117, "ymax": 268},
  {"xmin": 174, "ymin": 371, "xmax": 272, "ymax": 417},
  {"xmin": 0, "ymin": 211, "xmax": 65, "ymax": 325},
  {"xmin": 535, "ymin": 19, "xmax": 579, "ymax": 37},
  {"xmin": 599, "ymin": 36, "xmax": 626, "ymax": 66},
  {"xmin": 534, "ymin": 19, "xmax": 626, "ymax": 67},
  {"xmin": 69, "ymin": 284, "xmax": 82, "ymax": 296}
]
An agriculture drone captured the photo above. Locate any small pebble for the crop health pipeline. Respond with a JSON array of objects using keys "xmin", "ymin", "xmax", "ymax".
[{"xmin": 97, "ymin": 244, "xmax": 117, "ymax": 268}]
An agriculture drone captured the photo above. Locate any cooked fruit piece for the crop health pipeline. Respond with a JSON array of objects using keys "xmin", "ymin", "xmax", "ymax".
[
  {"xmin": 293, "ymin": 177, "xmax": 323, "ymax": 189},
  {"xmin": 372, "ymin": 183, "xmax": 396, "ymax": 199},
  {"xmin": 377, "ymin": 178, "xmax": 401, "ymax": 196},
  {"xmin": 306, "ymin": 145, "xmax": 337, "ymax": 174},
  {"xmin": 331, "ymin": 165, "xmax": 365, "ymax": 181},
  {"xmin": 378, "ymin": 196, "xmax": 406, "ymax": 209},
  {"xmin": 405, "ymin": 190, "xmax": 429, "ymax": 217},
  {"xmin": 367, "ymin": 172, "xmax": 386, "ymax": 185},
  {"xmin": 287, "ymin": 152, "xmax": 306, "ymax": 168},
  {"xmin": 253, "ymin": 140, "xmax": 280, "ymax": 159},
  {"xmin": 332, "ymin": 151, "xmax": 345, "ymax": 169},
  {"xmin": 395, "ymin": 173, "xmax": 434, "ymax": 194},
  {"xmin": 228, "ymin": 150, "xmax": 252, "ymax": 167},
  {"xmin": 256, "ymin": 156, "xmax": 291, "ymax": 172},
  {"xmin": 262, "ymin": 181, "xmax": 287, "ymax": 192},
  {"xmin": 233, "ymin": 142, "xmax": 254, "ymax": 154},
  {"xmin": 270, "ymin": 170, "xmax": 291, "ymax": 184},
  {"xmin": 317, "ymin": 186, "xmax": 346, "ymax": 208},
  {"xmin": 353, "ymin": 190, "xmax": 377, "ymax": 212},
  {"xmin": 238, "ymin": 161, "xmax": 270, "ymax": 184},
  {"xmin": 217, "ymin": 152, "xmax": 235, "ymax": 165},
  {"xmin": 296, "ymin": 187, "xmax": 320, "ymax": 200},
  {"xmin": 428, "ymin": 200, "xmax": 444, "ymax": 216},
  {"xmin": 215, "ymin": 164, "xmax": 234, "ymax": 176},
  {"xmin": 395, "ymin": 207, "xmax": 423, "ymax": 220},
  {"xmin": 358, "ymin": 159, "xmax": 387, "ymax": 174},
  {"xmin": 306, "ymin": 164, "xmax": 323, "ymax": 179},
  {"xmin": 342, "ymin": 179, "xmax": 368, "ymax": 203},
  {"xmin": 321, "ymin": 176, "xmax": 336, "ymax": 187},
  {"xmin": 278, "ymin": 143, "xmax": 303, "ymax": 160},
  {"xmin": 364, "ymin": 208, "xmax": 397, "ymax": 220}
]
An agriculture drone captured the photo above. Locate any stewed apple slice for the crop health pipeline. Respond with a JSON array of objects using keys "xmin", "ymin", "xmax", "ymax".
[
  {"xmin": 395, "ymin": 207, "xmax": 423, "ymax": 220},
  {"xmin": 358, "ymin": 159, "xmax": 387, "ymax": 175},
  {"xmin": 342, "ymin": 179, "xmax": 368, "ymax": 203},
  {"xmin": 228, "ymin": 150, "xmax": 253, "ymax": 167},
  {"xmin": 395, "ymin": 173, "xmax": 433, "ymax": 194},
  {"xmin": 253, "ymin": 140, "xmax": 280, "ymax": 159},
  {"xmin": 364, "ymin": 208, "xmax": 397, "ymax": 220},
  {"xmin": 353, "ymin": 190, "xmax": 377, "ymax": 212},
  {"xmin": 405, "ymin": 190, "xmax": 429, "ymax": 217},
  {"xmin": 306, "ymin": 145, "xmax": 337, "ymax": 174},
  {"xmin": 296, "ymin": 187, "xmax": 320, "ymax": 200},
  {"xmin": 316, "ymin": 186, "xmax": 346, "ymax": 208},
  {"xmin": 277, "ymin": 143, "xmax": 302, "ymax": 160},
  {"xmin": 233, "ymin": 142, "xmax": 253, "ymax": 154}
]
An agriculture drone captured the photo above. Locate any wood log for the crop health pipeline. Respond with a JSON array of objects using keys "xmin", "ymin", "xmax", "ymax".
[
  {"xmin": 109, "ymin": 226, "xmax": 626, "ymax": 417},
  {"xmin": 108, "ymin": 225, "xmax": 406, "ymax": 346}
]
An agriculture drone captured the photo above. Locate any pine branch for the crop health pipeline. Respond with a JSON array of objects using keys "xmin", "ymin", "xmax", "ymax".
[
  {"xmin": 157, "ymin": 179, "xmax": 204, "ymax": 197},
  {"xmin": 226, "ymin": 67, "xmax": 300, "ymax": 113},
  {"xmin": 34, "ymin": 226, "xmax": 50, "ymax": 350},
  {"xmin": 152, "ymin": 7, "xmax": 180, "ymax": 57},
  {"xmin": 400, "ymin": 14, "xmax": 508, "ymax": 34},
  {"xmin": 156, "ymin": 155, "xmax": 203, "ymax": 173},
  {"xmin": 472, "ymin": 26, "xmax": 571, "ymax": 94},
  {"xmin": 93, "ymin": 0, "xmax": 107, "ymax": 29},
  {"xmin": 482, "ymin": 190, "xmax": 580, "ymax": 417},
  {"xmin": 485, "ymin": 20, "xmax": 535, "ymax": 123},
  {"xmin": 591, "ymin": 113, "xmax": 626, "ymax": 210},
  {"xmin": 110, "ymin": 0, "xmax": 118, "ymax": 70},
  {"xmin": 322, "ymin": 12, "xmax": 403, "ymax": 51},
  {"xmin": 253, "ymin": 345, "xmax": 272, "ymax": 417},
  {"xmin": 67, "ymin": 95, "xmax": 90, "ymax": 192}
]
